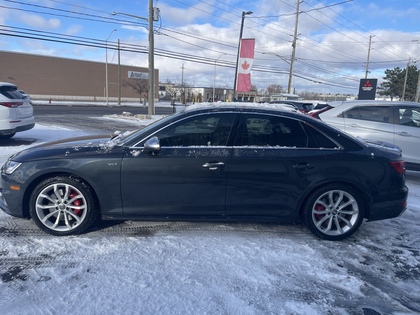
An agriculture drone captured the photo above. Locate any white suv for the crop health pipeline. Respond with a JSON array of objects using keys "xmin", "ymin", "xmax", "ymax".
[
  {"xmin": 314, "ymin": 100, "xmax": 420, "ymax": 170},
  {"xmin": 0, "ymin": 82, "xmax": 35, "ymax": 139}
]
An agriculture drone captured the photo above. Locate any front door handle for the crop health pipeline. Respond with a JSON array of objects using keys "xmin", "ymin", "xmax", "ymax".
[{"xmin": 203, "ymin": 162, "xmax": 225, "ymax": 170}]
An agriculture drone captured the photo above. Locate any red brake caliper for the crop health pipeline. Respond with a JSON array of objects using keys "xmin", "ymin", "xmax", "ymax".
[
  {"xmin": 70, "ymin": 192, "xmax": 83, "ymax": 216},
  {"xmin": 314, "ymin": 204, "xmax": 325, "ymax": 219}
]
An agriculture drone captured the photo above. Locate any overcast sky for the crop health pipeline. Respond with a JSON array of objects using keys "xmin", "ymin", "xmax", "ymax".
[{"xmin": 1, "ymin": 0, "xmax": 419, "ymax": 95}]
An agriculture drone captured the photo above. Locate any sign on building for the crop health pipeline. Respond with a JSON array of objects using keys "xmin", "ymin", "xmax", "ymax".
[{"xmin": 128, "ymin": 71, "xmax": 148, "ymax": 80}]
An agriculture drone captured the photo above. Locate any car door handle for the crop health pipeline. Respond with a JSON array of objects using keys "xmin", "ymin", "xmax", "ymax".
[
  {"xmin": 397, "ymin": 132, "xmax": 411, "ymax": 137},
  {"xmin": 202, "ymin": 162, "xmax": 225, "ymax": 170},
  {"xmin": 292, "ymin": 163, "xmax": 314, "ymax": 170}
]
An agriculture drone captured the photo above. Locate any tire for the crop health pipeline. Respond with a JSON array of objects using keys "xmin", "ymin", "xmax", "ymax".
[
  {"xmin": 302, "ymin": 184, "xmax": 364, "ymax": 241},
  {"xmin": 29, "ymin": 176, "xmax": 98, "ymax": 236}
]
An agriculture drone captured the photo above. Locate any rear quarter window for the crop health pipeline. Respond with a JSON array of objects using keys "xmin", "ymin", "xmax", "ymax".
[
  {"xmin": 0, "ymin": 86, "xmax": 23, "ymax": 99},
  {"xmin": 340, "ymin": 106, "xmax": 391, "ymax": 123}
]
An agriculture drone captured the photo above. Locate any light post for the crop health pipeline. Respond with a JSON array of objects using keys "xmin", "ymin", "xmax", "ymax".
[
  {"xmin": 105, "ymin": 29, "xmax": 117, "ymax": 105},
  {"xmin": 113, "ymin": 0, "xmax": 157, "ymax": 115},
  {"xmin": 213, "ymin": 53, "xmax": 225, "ymax": 102},
  {"xmin": 233, "ymin": 11, "xmax": 252, "ymax": 101}
]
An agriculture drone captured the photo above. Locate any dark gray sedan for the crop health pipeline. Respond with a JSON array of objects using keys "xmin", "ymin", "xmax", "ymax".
[{"xmin": 0, "ymin": 105, "xmax": 408, "ymax": 240}]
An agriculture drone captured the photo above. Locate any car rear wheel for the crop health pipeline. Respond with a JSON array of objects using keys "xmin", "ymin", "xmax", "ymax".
[
  {"xmin": 303, "ymin": 184, "xmax": 364, "ymax": 241},
  {"xmin": 29, "ymin": 176, "xmax": 98, "ymax": 236}
]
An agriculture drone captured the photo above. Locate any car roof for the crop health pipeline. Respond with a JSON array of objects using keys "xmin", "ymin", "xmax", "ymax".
[
  {"xmin": 0, "ymin": 82, "xmax": 18, "ymax": 88},
  {"xmin": 183, "ymin": 102, "xmax": 302, "ymax": 114},
  {"xmin": 327, "ymin": 100, "xmax": 420, "ymax": 108}
]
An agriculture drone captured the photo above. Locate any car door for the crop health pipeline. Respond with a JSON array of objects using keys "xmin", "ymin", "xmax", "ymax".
[
  {"xmin": 394, "ymin": 106, "xmax": 420, "ymax": 165},
  {"xmin": 342, "ymin": 105, "xmax": 395, "ymax": 144},
  {"xmin": 120, "ymin": 113, "xmax": 236, "ymax": 216},
  {"xmin": 225, "ymin": 113, "xmax": 328, "ymax": 219}
]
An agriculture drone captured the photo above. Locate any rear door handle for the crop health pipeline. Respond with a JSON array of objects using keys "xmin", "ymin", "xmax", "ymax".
[{"xmin": 202, "ymin": 162, "xmax": 225, "ymax": 170}]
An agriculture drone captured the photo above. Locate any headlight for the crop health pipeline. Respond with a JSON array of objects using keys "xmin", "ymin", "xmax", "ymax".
[{"xmin": 2, "ymin": 160, "xmax": 22, "ymax": 175}]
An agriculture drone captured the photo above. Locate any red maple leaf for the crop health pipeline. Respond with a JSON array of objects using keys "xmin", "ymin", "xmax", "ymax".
[{"xmin": 241, "ymin": 60, "xmax": 250, "ymax": 70}]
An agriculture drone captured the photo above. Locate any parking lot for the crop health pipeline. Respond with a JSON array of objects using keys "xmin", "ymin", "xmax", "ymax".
[{"xmin": 0, "ymin": 115, "xmax": 419, "ymax": 315}]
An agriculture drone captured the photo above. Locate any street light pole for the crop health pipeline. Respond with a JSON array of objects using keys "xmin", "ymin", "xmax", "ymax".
[
  {"xmin": 112, "ymin": 0, "xmax": 157, "ymax": 114},
  {"xmin": 213, "ymin": 53, "xmax": 225, "ymax": 102},
  {"xmin": 233, "ymin": 11, "xmax": 252, "ymax": 102},
  {"xmin": 105, "ymin": 29, "xmax": 117, "ymax": 105}
]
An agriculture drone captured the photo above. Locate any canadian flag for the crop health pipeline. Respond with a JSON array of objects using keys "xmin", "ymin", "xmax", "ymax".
[{"xmin": 236, "ymin": 38, "xmax": 255, "ymax": 93}]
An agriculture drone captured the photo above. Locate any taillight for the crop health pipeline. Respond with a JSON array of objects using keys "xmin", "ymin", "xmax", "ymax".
[
  {"xmin": 309, "ymin": 107, "xmax": 331, "ymax": 119},
  {"xmin": 390, "ymin": 161, "xmax": 405, "ymax": 174},
  {"xmin": 0, "ymin": 101, "xmax": 23, "ymax": 108}
]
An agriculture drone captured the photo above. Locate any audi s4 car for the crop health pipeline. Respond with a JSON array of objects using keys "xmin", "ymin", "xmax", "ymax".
[{"xmin": 0, "ymin": 104, "xmax": 408, "ymax": 240}]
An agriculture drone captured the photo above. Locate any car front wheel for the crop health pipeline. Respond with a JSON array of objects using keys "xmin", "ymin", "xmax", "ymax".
[
  {"xmin": 29, "ymin": 176, "xmax": 98, "ymax": 236},
  {"xmin": 303, "ymin": 184, "xmax": 364, "ymax": 241}
]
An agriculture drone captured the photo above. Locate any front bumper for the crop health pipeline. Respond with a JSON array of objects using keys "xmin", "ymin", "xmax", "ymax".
[{"xmin": 0, "ymin": 177, "xmax": 26, "ymax": 218}]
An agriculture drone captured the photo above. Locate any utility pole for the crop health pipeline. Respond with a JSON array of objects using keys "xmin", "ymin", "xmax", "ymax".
[
  {"xmin": 181, "ymin": 63, "xmax": 185, "ymax": 104},
  {"xmin": 402, "ymin": 57, "xmax": 411, "ymax": 101},
  {"xmin": 287, "ymin": 0, "xmax": 301, "ymax": 94},
  {"xmin": 148, "ymin": 0, "xmax": 155, "ymax": 114},
  {"xmin": 365, "ymin": 35, "xmax": 374, "ymax": 79},
  {"xmin": 117, "ymin": 39, "xmax": 121, "ymax": 105}
]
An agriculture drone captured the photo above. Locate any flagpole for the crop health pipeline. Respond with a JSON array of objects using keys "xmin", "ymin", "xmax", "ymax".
[{"xmin": 233, "ymin": 11, "xmax": 252, "ymax": 102}]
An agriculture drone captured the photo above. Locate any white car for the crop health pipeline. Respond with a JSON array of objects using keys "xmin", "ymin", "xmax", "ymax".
[
  {"xmin": 0, "ymin": 82, "xmax": 35, "ymax": 139},
  {"xmin": 313, "ymin": 100, "xmax": 420, "ymax": 170}
]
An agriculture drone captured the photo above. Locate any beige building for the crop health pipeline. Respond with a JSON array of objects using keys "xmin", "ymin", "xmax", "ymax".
[{"xmin": 0, "ymin": 51, "xmax": 158, "ymax": 102}]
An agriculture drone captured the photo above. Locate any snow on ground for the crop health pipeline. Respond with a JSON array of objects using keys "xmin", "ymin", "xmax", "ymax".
[{"xmin": 0, "ymin": 119, "xmax": 419, "ymax": 315}]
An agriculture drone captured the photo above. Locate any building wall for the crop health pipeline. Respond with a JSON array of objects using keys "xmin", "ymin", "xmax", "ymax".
[{"xmin": 0, "ymin": 51, "xmax": 158, "ymax": 101}]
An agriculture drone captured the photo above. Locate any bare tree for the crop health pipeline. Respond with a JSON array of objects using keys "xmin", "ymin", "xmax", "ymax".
[
  {"xmin": 267, "ymin": 84, "xmax": 284, "ymax": 95},
  {"xmin": 123, "ymin": 79, "xmax": 149, "ymax": 102}
]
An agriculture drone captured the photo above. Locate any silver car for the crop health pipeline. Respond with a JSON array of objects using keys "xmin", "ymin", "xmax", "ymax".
[
  {"xmin": 313, "ymin": 100, "xmax": 420, "ymax": 170},
  {"xmin": 0, "ymin": 82, "xmax": 35, "ymax": 139}
]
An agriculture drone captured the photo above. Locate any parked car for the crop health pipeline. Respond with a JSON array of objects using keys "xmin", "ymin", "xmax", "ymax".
[
  {"xmin": 312, "ymin": 100, "xmax": 420, "ymax": 170},
  {"xmin": 0, "ymin": 82, "xmax": 35, "ymax": 139},
  {"xmin": 0, "ymin": 104, "xmax": 408, "ymax": 240},
  {"xmin": 269, "ymin": 100, "xmax": 316, "ymax": 113}
]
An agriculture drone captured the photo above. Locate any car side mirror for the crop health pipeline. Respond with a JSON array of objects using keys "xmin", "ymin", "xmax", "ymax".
[{"xmin": 143, "ymin": 136, "xmax": 161, "ymax": 153}]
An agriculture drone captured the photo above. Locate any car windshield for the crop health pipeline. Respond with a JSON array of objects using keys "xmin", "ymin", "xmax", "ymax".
[{"xmin": 119, "ymin": 113, "xmax": 180, "ymax": 145}]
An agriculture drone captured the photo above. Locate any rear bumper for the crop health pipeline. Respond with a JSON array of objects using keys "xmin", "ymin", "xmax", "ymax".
[
  {"xmin": 367, "ymin": 185, "xmax": 408, "ymax": 221},
  {"xmin": 0, "ymin": 122, "xmax": 35, "ymax": 135}
]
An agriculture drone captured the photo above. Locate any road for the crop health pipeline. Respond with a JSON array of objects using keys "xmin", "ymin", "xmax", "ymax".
[{"xmin": 33, "ymin": 104, "xmax": 175, "ymax": 133}]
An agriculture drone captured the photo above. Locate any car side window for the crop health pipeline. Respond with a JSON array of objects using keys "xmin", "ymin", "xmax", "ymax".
[
  {"xmin": 237, "ymin": 114, "xmax": 310, "ymax": 148},
  {"xmin": 341, "ymin": 106, "xmax": 392, "ymax": 124},
  {"xmin": 399, "ymin": 107, "xmax": 420, "ymax": 127},
  {"xmin": 152, "ymin": 113, "xmax": 235, "ymax": 147}
]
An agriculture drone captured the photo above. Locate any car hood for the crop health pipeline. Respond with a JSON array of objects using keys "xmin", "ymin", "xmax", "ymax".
[{"xmin": 10, "ymin": 134, "xmax": 123, "ymax": 162}]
